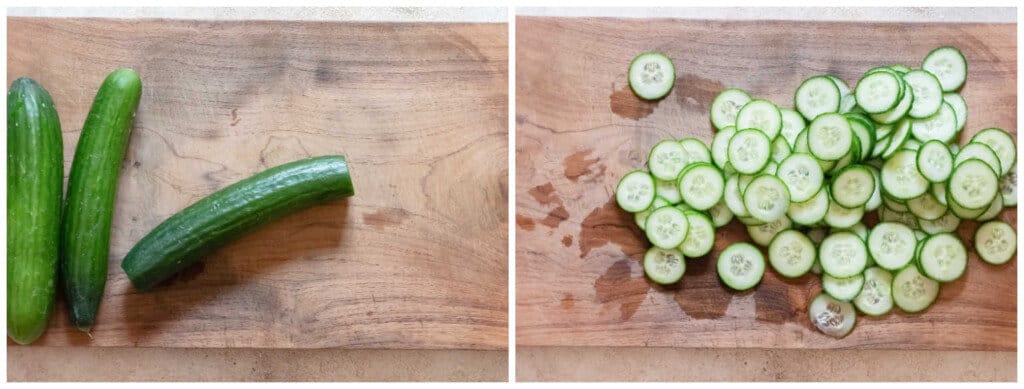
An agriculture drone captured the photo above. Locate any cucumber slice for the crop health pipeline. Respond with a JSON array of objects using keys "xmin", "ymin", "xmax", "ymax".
[
  {"xmin": 824, "ymin": 196, "xmax": 864, "ymax": 229},
  {"xmin": 942, "ymin": 93, "xmax": 968, "ymax": 132},
  {"xmin": 711, "ymin": 88, "xmax": 752, "ymax": 131},
  {"xmin": 922, "ymin": 46, "xmax": 967, "ymax": 92},
  {"xmin": 819, "ymin": 231, "xmax": 868, "ymax": 278},
  {"xmin": 807, "ymin": 113, "xmax": 853, "ymax": 161},
  {"xmin": 628, "ymin": 52, "xmax": 675, "ymax": 100},
  {"xmin": 906, "ymin": 192, "xmax": 947, "ymax": 221},
  {"xmin": 776, "ymin": 153, "xmax": 824, "ymax": 202},
  {"xmin": 808, "ymin": 293, "xmax": 856, "ymax": 338},
  {"xmin": 902, "ymin": 139, "xmax": 922, "ymax": 151},
  {"xmin": 677, "ymin": 162, "xmax": 725, "ymax": 211},
  {"xmin": 932, "ymin": 181, "xmax": 948, "ymax": 206},
  {"xmin": 919, "ymin": 211, "xmax": 961, "ymax": 235},
  {"xmin": 846, "ymin": 115, "xmax": 876, "ymax": 161},
  {"xmin": 643, "ymin": 247, "xmax": 686, "ymax": 285},
  {"xmin": 918, "ymin": 233, "xmax": 967, "ymax": 282},
  {"xmin": 879, "ymin": 206, "xmax": 920, "ymax": 229},
  {"xmin": 634, "ymin": 197, "xmax": 670, "ymax": 230},
  {"xmin": 999, "ymin": 165, "xmax": 1016, "ymax": 206},
  {"xmin": 795, "ymin": 75, "xmax": 842, "ymax": 120},
  {"xmin": 780, "ymin": 108, "xmax": 806, "ymax": 146},
  {"xmin": 616, "ymin": 170, "xmax": 656, "ymax": 213},
  {"xmin": 822, "ymin": 273, "xmax": 865, "ymax": 302},
  {"xmin": 826, "ymin": 75, "xmax": 857, "ymax": 113},
  {"xmin": 948, "ymin": 159, "xmax": 999, "ymax": 210},
  {"xmin": 742, "ymin": 174, "xmax": 791, "ymax": 223},
  {"xmin": 771, "ymin": 137, "xmax": 792, "ymax": 163},
  {"xmin": 975, "ymin": 220, "xmax": 1017, "ymax": 265},
  {"xmin": 679, "ymin": 137, "xmax": 714, "ymax": 164},
  {"xmin": 869, "ymin": 81, "xmax": 913, "ymax": 124},
  {"xmin": 724, "ymin": 175, "xmax": 750, "ymax": 217},
  {"xmin": 954, "ymin": 142, "xmax": 1002, "ymax": 176},
  {"xmin": 787, "ymin": 187, "xmax": 829, "ymax": 226},
  {"xmin": 655, "ymin": 178, "xmax": 683, "ymax": 205},
  {"xmin": 916, "ymin": 140, "xmax": 953, "ymax": 183},
  {"xmin": 680, "ymin": 211, "xmax": 715, "ymax": 257},
  {"xmin": 881, "ymin": 150, "xmax": 929, "ymax": 200},
  {"xmin": 910, "ymin": 102, "xmax": 957, "ymax": 143},
  {"xmin": 831, "ymin": 165, "xmax": 875, "ymax": 208},
  {"xmin": 736, "ymin": 99, "xmax": 783, "ymax": 140},
  {"xmin": 855, "ymin": 71, "xmax": 902, "ymax": 113},
  {"xmin": 881, "ymin": 119, "xmax": 912, "ymax": 159},
  {"xmin": 645, "ymin": 206, "xmax": 690, "ymax": 249},
  {"xmin": 864, "ymin": 165, "xmax": 883, "ymax": 211},
  {"xmin": 727, "ymin": 129, "xmax": 771, "ymax": 174},
  {"xmin": 975, "ymin": 193, "xmax": 1004, "ymax": 222},
  {"xmin": 708, "ymin": 201, "xmax": 734, "ymax": 227},
  {"xmin": 970, "ymin": 128, "xmax": 1016, "ymax": 176},
  {"xmin": 648, "ymin": 140, "xmax": 690, "ymax": 181},
  {"xmin": 716, "ymin": 242, "xmax": 766, "ymax": 291},
  {"xmin": 768, "ymin": 229, "xmax": 816, "ymax": 278},
  {"xmin": 947, "ymin": 190, "xmax": 987, "ymax": 219},
  {"xmin": 903, "ymin": 70, "xmax": 943, "ymax": 119},
  {"xmin": 711, "ymin": 126, "xmax": 737, "ymax": 170},
  {"xmin": 893, "ymin": 265, "xmax": 940, "ymax": 313},
  {"xmin": 855, "ymin": 267, "xmax": 894, "ymax": 316},
  {"xmin": 747, "ymin": 215, "xmax": 792, "ymax": 247}
]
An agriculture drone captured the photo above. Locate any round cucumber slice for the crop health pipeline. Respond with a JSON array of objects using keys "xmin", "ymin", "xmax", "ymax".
[
  {"xmin": 787, "ymin": 187, "xmax": 829, "ymax": 226},
  {"xmin": 742, "ymin": 174, "xmax": 790, "ymax": 223},
  {"xmin": 819, "ymin": 231, "xmax": 868, "ymax": 278},
  {"xmin": 903, "ymin": 69, "xmax": 944, "ymax": 119},
  {"xmin": 867, "ymin": 222, "xmax": 916, "ymax": 271},
  {"xmin": 677, "ymin": 163, "xmax": 725, "ymax": 211},
  {"xmin": 855, "ymin": 71, "xmax": 902, "ymax": 113},
  {"xmin": 948, "ymin": 159, "xmax": 999, "ymax": 210},
  {"xmin": 922, "ymin": 46, "xmax": 967, "ymax": 92},
  {"xmin": 831, "ymin": 165, "xmax": 875, "ymax": 208},
  {"xmin": 910, "ymin": 102, "xmax": 957, "ymax": 143},
  {"xmin": 919, "ymin": 210, "xmax": 961, "ymax": 235},
  {"xmin": 807, "ymin": 113, "xmax": 853, "ymax": 161},
  {"xmin": 680, "ymin": 211, "xmax": 715, "ymax": 258},
  {"xmin": 776, "ymin": 153, "xmax": 824, "ymax": 203},
  {"xmin": 906, "ymin": 192, "xmax": 947, "ymax": 221},
  {"xmin": 708, "ymin": 201, "xmax": 734, "ymax": 227},
  {"xmin": 736, "ymin": 99, "xmax": 783, "ymax": 140},
  {"xmin": 881, "ymin": 150, "xmax": 929, "ymax": 200},
  {"xmin": 711, "ymin": 126, "xmax": 737, "ymax": 170},
  {"xmin": 975, "ymin": 220, "xmax": 1016, "ymax": 265},
  {"xmin": 716, "ymin": 242, "xmax": 765, "ymax": 291},
  {"xmin": 727, "ymin": 129, "xmax": 771, "ymax": 174},
  {"xmin": 616, "ymin": 170, "xmax": 656, "ymax": 213},
  {"xmin": 711, "ymin": 88, "xmax": 752, "ymax": 131},
  {"xmin": 942, "ymin": 93, "xmax": 968, "ymax": 132},
  {"xmin": 822, "ymin": 273, "xmax": 865, "ymax": 302},
  {"xmin": 855, "ymin": 267, "xmax": 894, "ymax": 316},
  {"xmin": 954, "ymin": 142, "xmax": 1002, "ymax": 175},
  {"xmin": 918, "ymin": 233, "xmax": 967, "ymax": 282},
  {"xmin": 970, "ymin": 128, "xmax": 1016, "ymax": 176},
  {"xmin": 645, "ymin": 206, "xmax": 690, "ymax": 249},
  {"xmin": 795, "ymin": 75, "xmax": 842, "ymax": 120},
  {"xmin": 809, "ymin": 293, "xmax": 856, "ymax": 338},
  {"xmin": 747, "ymin": 215, "xmax": 792, "ymax": 247},
  {"xmin": 779, "ymin": 108, "xmax": 806, "ymax": 146},
  {"xmin": 768, "ymin": 229, "xmax": 816, "ymax": 278},
  {"xmin": 643, "ymin": 247, "xmax": 686, "ymax": 285},
  {"xmin": 916, "ymin": 140, "xmax": 953, "ymax": 183},
  {"xmin": 628, "ymin": 52, "xmax": 675, "ymax": 100},
  {"xmin": 893, "ymin": 265, "xmax": 940, "ymax": 313},
  {"xmin": 648, "ymin": 139, "xmax": 689, "ymax": 181}
]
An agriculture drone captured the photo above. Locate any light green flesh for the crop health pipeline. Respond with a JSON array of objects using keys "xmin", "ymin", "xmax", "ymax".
[
  {"xmin": 809, "ymin": 293, "xmax": 856, "ymax": 338},
  {"xmin": 717, "ymin": 243, "xmax": 765, "ymax": 291},
  {"xmin": 893, "ymin": 265, "xmax": 939, "ymax": 313},
  {"xmin": 643, "ymin": 247, "xmax": 686, "ymax": 285}
]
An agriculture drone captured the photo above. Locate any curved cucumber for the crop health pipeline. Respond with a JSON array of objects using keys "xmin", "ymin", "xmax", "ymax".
[
  {"xmin": 61, "ymin": 68, "xmax": 142, "ymax": 331},
  {"xmin": 122, "ymin": 156, "xmax": 355, "ymax": 290},
  {"xmin": 7, "ymin": 78, "xmax": 64, "ymax": 344}
]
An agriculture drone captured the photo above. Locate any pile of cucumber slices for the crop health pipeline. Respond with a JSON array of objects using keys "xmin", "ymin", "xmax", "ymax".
[{"xmin": 618, "ymin": 47, "xmax": 1016, "ymax": 338}]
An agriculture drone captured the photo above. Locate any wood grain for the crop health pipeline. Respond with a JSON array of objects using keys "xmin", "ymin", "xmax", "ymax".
[
  {"xmin": 7, "ymin": 17, "xmax": 508, "ymax": 349},
  {"xmin": 516, "ymin": 17, "xmax": 1016, "ymax": 350}
]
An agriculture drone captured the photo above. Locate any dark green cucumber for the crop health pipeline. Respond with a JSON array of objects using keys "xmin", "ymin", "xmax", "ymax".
[
  {"xmin": 61, "ymin": 68, "xmax": 142, "ymax": 331},
  {"xmin": 121, "ymin": 156, "xmax": 355, "ymax": 290},
  {"xmin": 7, "ymin": 78, "xmax": 63, "ymax": 344}
]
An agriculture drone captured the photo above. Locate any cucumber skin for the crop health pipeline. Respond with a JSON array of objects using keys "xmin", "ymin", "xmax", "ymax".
[
  {"xmin": 121, "ymin": 156, "xmax": 355, "ymax": 290},
  {"xmin": 61, "ymin": 68, "xmax": 142, "ymax": 331},
  {"xmin": 7, "ymin": 78, "xmax": 64, "ymax": 344}
]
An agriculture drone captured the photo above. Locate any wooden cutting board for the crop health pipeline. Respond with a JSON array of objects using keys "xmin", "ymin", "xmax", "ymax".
[
  {"xmin": 516, "ymin": 17, "xmax": 1016, "ymax": 350},
  {"xmin": 7, "ymin": 17, "xmax": 508, "ymax": 349}
]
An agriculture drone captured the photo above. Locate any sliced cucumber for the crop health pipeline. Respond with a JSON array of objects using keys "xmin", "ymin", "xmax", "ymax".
[
  {"xmin": 807, "ymin": 113, "xmax": 853, "ymax": 161},
  {"xmin": 822, "ymin": 273, "xmax": 865, "ymax": 302},
  {"xmin": 824, "ymin": 197, "xmax": 864, "ymax": 229},
  {"xmin": 677, "ymin": 162, "xmax": 725, "ymax": 211},
  {"xmin": 648, "ymin": 140, "xmax": 689, "ymax": 180},
  {"xmin": 742, "ymin": 174, "xmax": 790, "ymax": 222},
  {"xmin": 893, "ymin": 264, "xmax": 940, "ymax": 313},
  {"xmin": 711, "ymin": 126, "xmax": 738, "ymax": 170},
  {"xmin": 787, "ymin": 187, "xmax": 829, "ymax": 226},
  {"xmin": 948, "ymin": 159, "xmax": 999, "ymax": 210},
  {"xmin": 711, "ymin": 88, "xmax": 752, "ymax": 130},
  {"xmin": 655, "ymin": 178, "xmax": 683, "ymax": 205},
  {"xmin": 724, "ymin": 175, "xmax": 750, "ymax": 217},
  {"xmin": 975, "ymin": 220, "xmax": 1017, "ymax": 265},
  {"xmin": 768, "ymin": 229, "xmax": 816, "ymax": 278},
  {"xmin": 915, "ymin": 140, "xmax": 953, "ymax": 183},
  {"xmin": 831, "ymin": 165, "xmax": 875, "ymax": 208},
  {"xmin": 819, "ymin": 231, "xmax": 868, "ymax": 278},
  {"xmin": 708, "ymin": 201, "xmax": 734, "ymax": 227},
  {"xmin": 645, "ymin": 206, "xmax": 690, "ymax": 249},
  {"xmin": 999, "ymin": 165, "xmax": 1016, "ymax": 206},
  {"xmin": 975, "ymin": 193, "xmax": 1003, "ymax": 222},
  {"xmin": 728, "ymin": 129, "xmax": 771, "ymax": 174},
  {"xmin": 910, "ymin": 102, "xmax": 957, "ymax": 143},
  {"xmin": 628, "ymin": 52, "xmax": 675, "ymax": 100},
  {"xmin": 747, "ymin": 215, "xmax": 792, "ymax": 247},
  {"xmin": 942, "ymin": 93, "xmax": 968, "ymax": 132},
  {"xmin": 643, "ymin": 247, "xmax": 686, "ymax": 285},
  {"xmin": 919, "ymin": 211, "xmax": 960, "ymax": 235},
  {"xmin": 881, "ymin": 149, "xmax": 929, "ymax": 200},
  {"xmin": 903, "ymin": 70, "xmax": 943, "ymax": 119},
  {"xmin": 907, "ymin": 192, "xmax": 947, "ymax": 221},
  {"xmin": 855, "ymin": 267, "xmax": 894, "ymax": 316},
  {"xmin": 771, "ymin": 137, "xmax": 792, "ymax": 163},
  {"xmin": 869, "ymin": 81, "xmax": 913, "ymax": 124},
  {"xmin": 954, "ymin": 142, "xmax": 1002, "ymax": 176},
  {"xmin": 809, "ymin": 293, "xmax": 856, "ymax": 338},
  {"xmin": 917, "ymin": 233, "xmax": 967, "ymax": 282},
  {"xmin": 922, "ymin": 46, "xmax": 967, "ymax": 92},
  {"xmin": 736, "ymin": 99, "xmax": 783, "ymax": 140},
  {"xmin": 680, "ymin": 211, "xmax": 716, "ymax": 257},
  {"xmin": 865, "ymin": 165, "xmax": 883, "ymax": 211},
  {"xmin": 795, "ymin": 75, "xmax": 842, "ymax": 120},
  {"xmin": 846, "ymin": 115, "xmax": 876, "ymax": 160},
  {"xmin": 970, "ymin": 128, "xmax": 1016, "ymax": 176},
  {"xmin": 716, "ymin": 242, "xmax": 766, "ymax": 291},
  {"xmin": 780, "ymin": 108, "xmax": 806, "ymax": 146},
  {"xmin": 881, "ymin": 119, "xmax": 912, "ymax": 159},
  {"xmin": 776, "ymin": 153, "xmax": 824, "ymax": 202},
  {"xmin": 855, "ymin": 71, "xmax": 902, "ymax": 113},
  {"xmin": 616, "ymin": 170, "xmax": 656, "ymax": 213},
  {"xmin": 634, "ymin": 197, "xmax": 670, "ymax": 231}
]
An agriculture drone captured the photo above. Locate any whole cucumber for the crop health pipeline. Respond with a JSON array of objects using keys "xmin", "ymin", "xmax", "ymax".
[
  {"xmin": 122, "ymin": 156, "xmax": 354, "ymax": 290},
  {"xmin": 7, "ymin": 78, "xmax": 63, "ymax": 344},
  {"xmin": 61, "ymin": 68, "xmax": 142, "ymax": 331}
]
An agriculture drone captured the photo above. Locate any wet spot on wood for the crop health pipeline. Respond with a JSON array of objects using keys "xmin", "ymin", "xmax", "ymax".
[
  {"xmin": 516, "ymin": 214, "xmax": 536, "ymax": 231},
  {"xmin": 609, "ymin": 84, "xmax": 659, "ymax": 120},
  {"xmin": 563, "ymin": 149, "xmax": 606, "ymax": 182},
  {"xmin": 579, "ymin": 197, "xmax": 646, "ymax": 260},
  {"xmin": 594, "ymin": 260, "xmax": 650, "ymax": 321},
  {"xmin": 673, "ymin": 73, "xmax": 724, "ymax": 111},
  {"xmin": 362, "ymin": 208, "xmax": 410, "ymax": 228},
  {"xmin": 561, "ymin": 234, "xmax": 573, "ymax": 247},
  {"xmin": 230, "ymin": 108, "xmax": 241, "ymax": 127},
  {"xmin": 673, "ymin": 255, "xmax": 731, "ymax": 320},
  {"xmin": 528, "ymin": 182, "xmax": 562, "ymax": 206},
  {"xmin": 753, "ymin": 269, "xmax": 804, "ymax": 324},
  {"xmin": 540, "ymin": 206, "xmax": 570, "ymax": 229},
  {"xmin": 315, "ymin": 62, "xmax": 336, "ymax": 83},
  {"xmin": 560, "ymin": 293, "xmax": 575, "ymax": 309}
]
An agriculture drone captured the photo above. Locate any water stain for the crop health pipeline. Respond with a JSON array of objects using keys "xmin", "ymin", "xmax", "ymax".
[
  {"xmin": 540, "ymin": 206, "xmax": 570, "ymax": 229},
  {"xmin": 563, "ymin": 149, "xmax": 606, "ymax": 182},
  {"xmin": 673, "ymin": 73, "xmax": 725, "ymax": 111},
  {"xmin": 609, "ymin": 83, "xmax": 659, "ymax": 120},
  {"xmin": 527, "ymin": 183, "xmax": 562, "ymax": 206},
  {"xmin": 362, "ymin": 208, "xmax": 410, "ymax": 228},
  {"xmin": 593, "ymin": 260, "xmax": 650, "ymax": 321},
  {"xmin": 561, "ymin": 234, "xmax": 573, "ymax": 247},
  {"xmin": 230, "ymin": 108, "xmax": 241, "ymax": 127},
  {"xmin": 673, "ymin": 254, "xmax": 731, "ymax": 320},
  {"xmin": 560, "ymin": 293, "xmax": 575, "ymax": 309},
  {"xmin": 315, "ymin": 61, "xmax": 336, "ymax": 83},
  {"xmin": 753, "ymin": 269, "xmax": 804, "ymax": 324},
  {"xmin": 578, "ymin": 197, "xmax": 646, "ymax": 260},
  {"xmin": 156, "ymin": 262, "xmax": 206, "ymax": 288},
  {"xmin": 516, "ymin": 214, "xmax": 536, "ymax": 231}
]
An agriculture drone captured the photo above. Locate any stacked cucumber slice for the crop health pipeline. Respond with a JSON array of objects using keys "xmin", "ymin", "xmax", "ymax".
[{"xmin": 617, "ymin": 46, "xmax": 1016, "ymax": 339}]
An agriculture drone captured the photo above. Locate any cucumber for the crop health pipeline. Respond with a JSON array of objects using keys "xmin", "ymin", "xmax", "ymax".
[
  {"xmin": 823, "ymin": 196, "xmax": 863, "ymax": 229},
  {"xmin": 680, "ymin": 211, "xmax": 715, "ymax": 257},
  {"xmin": 916, "ymin": 140, "xmax": 953, "ymax": 183},
  {"xmin": 776, "ymin": 153, "xmax": 824, "ymax": 202},
  {"xmin": 628, "ymin": 52, "xmax": 675, "ymax": 100},
  {"xmin": 648, "ymin": 139, "xmax": 689, "ymax": 181},
  {"xmin": 822, "ymin": 273, "xmax": 865, "ymax": 302},
  {"xmin": 917, "ymin": 233, "xmax": 967, "ymax": 282},
  {"xmin": 948, "ymin": 159, "xmax": 998, "ymax": 210},
  {"xmin": 711, "ymin": 126, "xmax": 737, "ymax": 170},
  {"xmin": 779, "ymin": 108, "xmax": 806, "ymax": 146},
  {"xmin": 881, "ymin": 150, "xmax": 929, "ymax": 200},
  {"xmin": 742, "ymin": 174, "xmax": 790, "ymax": 223},
  {"xmin": 616, "ymin": 170, "xmax": 656, "ymax": 213},
  {"xmin": 819, "ymin": 231, "xmax": 868, "ymax": 278},
  {"xmin": 855, "ymin": 267, "xmax": 894, "ymax": 316},
  {"xmin": 677, "ymin": 162, "xmax": 725, "ymax": 211},
  {"xmin": 910, "ymin": 102, "xmax": 957, "ymax": 143},
  {"xmin": 999, "ymin": 165, "xmax": 1016, "ymax": 206},
  {"xmin": 919, "ymin": 211, "xmax": 961, "ymax": 235},
  {"xmin": 747, "ymin": 215, "xmax": 791, "ymax": 247},
  {"xmin": 922, "ymin": 46, "xmax": 967, "ymax": 92},
  {"xmin": 645, "ymin": 206, "xmax": 690, "ymax": 249},
  {"xmin": 970, "ymin": 128, "xmax": 1016, "ymax": 177},
  {"xmin": 7, "ymin": 78, "xmax": 64, "ymax": 344},
  {"xmin": 716, "ymin": 242, "xmax": 765, "ymax": 291},
  {"xmin": 121, "ymin": 156, "xmax": 355, "ymax": 290},
  {"xmin": 907, "ymin": 192, "xmax": 947, "ymax": 221},
  {"xmin": 795, "ymin": 75, "xmax": 841, "ymax": 120},
  {"xmin": 736, "ymin": 99, "xmax": 783, "ymax": 140},
  {"xmin": 974, "ymin": 221, "xmax": 1016, "ymax": 265},
  {"xmin": 942, "ymin": 93, "xmax": 968, "ymax": 132},
  {"xmin": 867, "ymin": 222, "xmax": 916, "ymax": 271},
  {"xmin": 60, "ymin": 69, "xmax": 142, "ymax": 330},
  {"xmin": 807, "ymin": 113, "xmax": 853, "ymax": 161},
  {"xmin": 767, "ymin": 229, "xmax": 816, "ymax": 278},
  {"xmin": 903, "ymin": 70, "xmax": 943, "ymax": 119},
  {"xmin": 711, "ymin": 89, "xmax": 751, "ymax": 130},
  {"xmin": 893, "ymin": 264, "xmax": 939, "ymax": 313},
  {"xmin": 855, "ymin": 71, "xmax": 902, "ymax": 113},
  {"xmin": 643, "ymin": 247, "xmax": 686, "ymax": 285},
  {"xmin": 954, "ymin": 142, "xmax": 1002, "ymax": 175},
  {"xmin": 708, "ymin": 201, "xmax": 734, "ymax": 227},
  {"xmin": 831, "ymin": 165, "xmax": 874, "ymax": 208},
  {"xmin": 809, "ymin": 293, "xmax": 856, "ymax": 338},
  {"xmin": 786, "ymin": 187, "xmax": 829, "ymax": 225},
  {"xmin": 634, "ymin": 197, "xmax": 670, "ymax": 231},
  {"xmin": 727, "ymin": 129, "xmax": 771, "ymax": 174}
]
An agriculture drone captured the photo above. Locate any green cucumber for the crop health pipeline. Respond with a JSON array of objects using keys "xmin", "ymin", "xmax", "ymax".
[
  {"xmin": 7, "ymin": 78, "xmax": 64, "ymax": 344},
  {"xmin": 61, "ymin": 69, "xmax": 142, "ymax": 331},
  {"xmin": 122, "ymin": 156, "xmax": 355, "ymax": 290}
]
